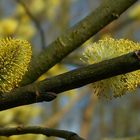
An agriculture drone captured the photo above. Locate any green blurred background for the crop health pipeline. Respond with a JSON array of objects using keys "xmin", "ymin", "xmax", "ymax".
[{"xmin": 0, "ymin": 0, "xmax": 140, "ymax": 140}]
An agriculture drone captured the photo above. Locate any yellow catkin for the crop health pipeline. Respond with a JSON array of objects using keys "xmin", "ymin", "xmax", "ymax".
[
  {"xmin": 0, "ymin": 37, "xmax": 32, "ymax": 93},
  {"xmin": 82, "ymin": 37, "xmax": 140, "ymax": 99}
]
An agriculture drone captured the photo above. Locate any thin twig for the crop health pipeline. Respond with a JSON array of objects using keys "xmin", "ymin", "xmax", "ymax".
[
  {"xmin": 16, "ymin": 0, "xmax": 46, "ymax": 49},
  {"xmin": 0, "ymin": 126, "xmax": 84, "ymax": 140},
  {"xmin": 45, "ymin": 92, "xmax": 87, "ymax": 127},
  {"xmin": 80, "ymin": 93, "xmax": 98, "ymax": 138}
]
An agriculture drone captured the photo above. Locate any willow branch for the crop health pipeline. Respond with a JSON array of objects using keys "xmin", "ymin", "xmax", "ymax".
[
  {"xmin": 20, "ymin": 0, "xmax": 138, "ymax": 86},
  {"xmin": 0, "ymin": 126, "xmax": 84, "ymax": 140},
  {"xmin": 16, "ymin": 0, "xmax": 46, "ymax": 49},
  {"xmin": 0, "ymin": 51, "xmax": 140, "ymax": 111}
]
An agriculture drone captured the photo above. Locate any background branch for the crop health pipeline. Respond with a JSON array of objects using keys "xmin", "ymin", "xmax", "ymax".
[
  {"xmin": 45, "ymin": 92, "xmax": 86, "ymax": 127},
  {"xmin": 0, "ymin": 51, "xmax": 140, "ymax": 111},
  {"xmin": 0, "ymin": 126, "xmax": 84, "ymax": 140},
  {"xmin": 20, "ymin": 0, "xmax": 138, "ymax": 86},
  {"xmin": 16, "ymin": 0, "xmax": 46, "ymax": 49}
]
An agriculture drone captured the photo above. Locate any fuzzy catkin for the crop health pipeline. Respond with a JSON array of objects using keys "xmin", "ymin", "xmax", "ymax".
[
  {"xmin": 0, "ymin": 38, "xmax": 32, "ymax": 93},
  {"xmin": 82, "ymin": 37, "xmax": 140, "ymax": 98}
]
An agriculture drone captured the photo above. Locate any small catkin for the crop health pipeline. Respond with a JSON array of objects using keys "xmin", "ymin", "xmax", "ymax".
[
  {"xmin": 0, "ymin": 37, "xmax": 32, "ymax": 93},
  {"xmin": 82, "ymin": 37, "xmax": 140, "ymax": 99}
]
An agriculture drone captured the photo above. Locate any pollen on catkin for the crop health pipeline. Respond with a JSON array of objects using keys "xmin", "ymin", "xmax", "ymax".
[
  {"xmin": 82, "ymin": 37, "xmax": 140, "ymax": 99},
  {"xmin": 0, "ymin": 37, "xmax": 32, "ymax": 93}
]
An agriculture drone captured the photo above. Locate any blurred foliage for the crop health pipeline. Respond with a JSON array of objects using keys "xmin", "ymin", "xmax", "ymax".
[
  {"xmin": 128, "ymin": 3, "xmax": 140, "ymax": 20},
  {"xmin": 0, "ymin": 18, "xmax": 18, "ymax": 36},
  {"xmin": 0, "ymin": 105, "xmax": 43, "ymax": 140},
  {"xmin": 0, "ymin": 0, "xmax": 140, "ymax": 140}
]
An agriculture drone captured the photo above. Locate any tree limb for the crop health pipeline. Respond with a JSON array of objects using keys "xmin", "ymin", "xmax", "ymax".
[
  {"xmin": 0, "ymin": 126, "xmax": 84, "ymax": 140},
  {"xmin": 20, "ymin": 0, "xmax": 138, "ymax": 86},
  {"xmin": 0, "ymin": 51, "xmax": 140, "ymax": 111}
]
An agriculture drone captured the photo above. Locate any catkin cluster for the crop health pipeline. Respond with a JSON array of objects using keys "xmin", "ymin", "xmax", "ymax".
[
  {"xmin": 0, "ymin": 38, "xmax": 32, "ymax": 93},
  {"xmin": 82, "ymin": 37, "xmax": 140, "ymax": 98}
]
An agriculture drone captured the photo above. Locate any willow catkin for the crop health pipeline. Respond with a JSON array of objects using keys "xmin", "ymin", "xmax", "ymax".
[
  {"xmin": 82, "ymin": 37, "xmax": 140, "ymax": 98},
  {"xmin": 0, "ymin": 38, "xmax": 32, "ymax": 93}
]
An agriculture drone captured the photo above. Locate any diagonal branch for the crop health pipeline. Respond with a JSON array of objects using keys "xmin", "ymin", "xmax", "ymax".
[
  {"xmin": 20, "ymin": 0, "xmax": 138, "ymax": 86},
  {"xmin": 0, "ymin": 126, "xmax": 84, "ymax": 140},
  {"xmin": 0, "ymin": 51, "xmax": 140, "ymax": 111}
]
